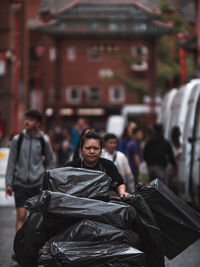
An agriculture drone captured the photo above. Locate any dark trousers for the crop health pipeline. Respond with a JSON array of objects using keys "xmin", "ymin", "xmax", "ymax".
[{"xmin": 148, "ymin": 165, "xmax": 168, "ymax": 185}]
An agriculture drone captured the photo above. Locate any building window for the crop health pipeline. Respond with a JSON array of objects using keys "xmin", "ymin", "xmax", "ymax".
[
  {"xmin": 88, "ymin": 43, "xmax": 120, "ymax": 61},
  {"xmin": 134, "ymin": 23, "xmax": 147, "ymax": 32},
  {"xmin": 109, "ymin": 86, "xmax": 125, "ymax": 103},
  {"xmin": 131, "ymin": 45, "xmax": 148, "ymax": 57},
  {"xmin": 30, "ymin": 89, "xmax": 43, "ymax": 110},
  {"xmin": 88, "ymin": 47, "xmax": 101, "ymax": 61},
  {"xmin": 99, "ymin": 68, "xmax": 114, "ymax": 78},
  {"xmin": 49, "ymin": 47, "xmax": 56, "ymax": 62},
  {"xmin": 130, "ymin": 45, "xmax": 148, "ymax": 71},
  {"xmin": 91, "ymin": 22, "xmax": 98, "ymax": 31},
  {"xmin": 109, "ymin": 23, "xmax": 119, "ymax": 32},
  {"xmin": 86, "ymin": 87, "xmax": 101, "ymax": 102},
  {"xmin": 66, "ymin": 47, "xmax": 76, "ymax": 61},
  {"xmin": 66, "ymin": 86, "xmax": 82, "ymax": 103}
]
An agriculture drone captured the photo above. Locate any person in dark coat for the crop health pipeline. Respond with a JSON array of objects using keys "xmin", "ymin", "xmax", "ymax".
[{"xmin": 143, "ymin": 123, "xmax": 176, "ymax": 185}]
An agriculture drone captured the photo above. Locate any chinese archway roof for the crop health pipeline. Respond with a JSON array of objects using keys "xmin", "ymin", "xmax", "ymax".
[{"xmin": 38, "ymin": 0, "xmax": 172, "ymax": 38}]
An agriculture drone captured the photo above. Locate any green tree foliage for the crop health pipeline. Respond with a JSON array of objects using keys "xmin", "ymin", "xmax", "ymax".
[
  {"xmin": 110, "ymin": 1, "xmax": 194, "ymax": 98},
  {"xmin": 109, "ymin": 53, "xmax": 148, "ymax": 100},
  {"xmin": 157, "ymin": 0, "xmax": 194, "ymax": 94},
  {"xmin": 159, "ymin": 0, "xmax": 173, "ymax": 13},
  {"xmin": 157, "ymin": 36, "xmax": 180, "ymax": 94},
  {"xmin": 114, "ymin": 71, "xmax": 147, "ymax": 101}
]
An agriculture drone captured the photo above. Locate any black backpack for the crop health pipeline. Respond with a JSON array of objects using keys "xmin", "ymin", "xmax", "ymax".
[{"xmin": 15, "ymin": 133, "xmax": 46, "ymax": 163}]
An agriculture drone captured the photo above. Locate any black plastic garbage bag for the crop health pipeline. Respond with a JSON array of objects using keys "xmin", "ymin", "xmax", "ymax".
[
  {"xmin": 38, "ymin": 241, "xmax": 145, "ymax": 267},
  {"xmin": 42, "ymin": 167, "xmax": 112, "ymax": 201},
  {"xmin": 123, "ymin": 194, "xmax": 165, "ymax": 267},
  {"xmin": 25, "ymin": 190, "xmax": 136, "ymax": 230},
  {"xmin": 13, "ymin": 212, "xmax": 50, "ymax": 267},
  {"xmin": 138, "ymin": 178, "xmax": 200, "ymax": 259},
  {"xmin": 48, "ymin": 219, "xmax": 141, "ymax": 249}
]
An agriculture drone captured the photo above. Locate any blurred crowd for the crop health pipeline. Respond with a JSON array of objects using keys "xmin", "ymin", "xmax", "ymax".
[
  {"xmin": 2, "ymin": 116, "xmax": 179, "ymax": 191},
  {"xmin": 42, "ymin": 118, "xmax": 177, "ymax": 190}
]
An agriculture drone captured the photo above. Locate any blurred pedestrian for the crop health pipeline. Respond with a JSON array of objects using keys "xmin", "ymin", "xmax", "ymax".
[
  {"xmin": 143, "ymin": 123, "xmax": 176, "ymax": 185},
  {"xmin": 127, "ymin": 127, "xmax": 143, "ymax": 188},
  {"xmin": 71, "ymin": 118, "xmax": 88, "ymax": 149},
  {"xmin": 118, "ymin": 121, "xmax": 137, "ymax": 155},
  {"xmin": 101, "ymin": 133, "xmax": 135, "ymax": 193},
  {"xmin": 5, "ymin": 109, "xmax": 54, "ymax": 253},
  {"xmin": 56, "ymin": 128, "xmax": 73, "ymax": 166},
  {"xmin": 169, "ymin": 125, "xmax": 181, "ymax": 193},
  {"xmin": 170, "ymin": 125, "xmax": 182, "ymax": 159}
]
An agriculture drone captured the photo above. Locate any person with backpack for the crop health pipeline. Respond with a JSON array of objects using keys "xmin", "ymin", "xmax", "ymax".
[
  {"xmin": 5, "ymin": 109, "xmax": 54, "ymax": 238},
  {"xmin": 143, "ymin": 123, "xmax": 176, "ymax": 185}
]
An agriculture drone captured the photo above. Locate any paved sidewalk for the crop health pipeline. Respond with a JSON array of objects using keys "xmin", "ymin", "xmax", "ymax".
[{"xmin": 0, "ymin": 207, "xmax": 18, "ymax": 267}]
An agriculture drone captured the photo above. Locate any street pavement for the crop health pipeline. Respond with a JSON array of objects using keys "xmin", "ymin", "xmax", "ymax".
[
  {"xmin": 0, "ymin": 207, "xmax": 18, "ymax": 267},
  {"xmin": 0, "ymin": 206, "xmax": 200, "ymax": 267}
]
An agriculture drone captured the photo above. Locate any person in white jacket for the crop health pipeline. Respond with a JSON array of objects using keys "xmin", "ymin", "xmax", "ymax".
[{"xmin": 101, "ymin": 133, "xmax": 135, "ymax": 193}]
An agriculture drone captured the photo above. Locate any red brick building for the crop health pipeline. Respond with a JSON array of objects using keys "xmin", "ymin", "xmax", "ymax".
[
  {"xmin": 31, "ymin": 0, "xmax": 171, "ymax": 131},
  {"xmin": 0, "ymin": 0, "xmax": 42, "ymax": 140},
  {"xmin": 0, "ymin": 0, "xmax": 171, "ymax": 139}
]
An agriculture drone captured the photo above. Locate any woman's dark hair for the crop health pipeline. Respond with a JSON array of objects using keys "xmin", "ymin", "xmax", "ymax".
[
  {"xmin": 103, "ymin": 133, "xmax": 118, "ymax": 142},
  {"xmin": 72, "ymin": 127, "xmax": 96, "ymax": 160},
  {"xmin": 80, "ymin": 131, "xmax": 103, "ymax": 149}
]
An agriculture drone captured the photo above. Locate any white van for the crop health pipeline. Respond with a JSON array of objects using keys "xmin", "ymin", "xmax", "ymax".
[
  {"xmin": 167, "ymin": 80, "xmax": 200, "ymax": 141},
  {"xmin": 106, "ymin": 115, "xmax": 125, "ymax": 137},
  {"xmin": 106, "ymin": 104, "xmax": 161, "ymax": 138},
  {"xmin": 162, "ymin": 79, "xmax": 200, "ymax": 206},
  {"xmin": 189, "ymin": 91, "xmax": 200, "ymax": 207},
  {"xmin": 159, "ymin": 88, "xmax": 177, "ymax": 139},
  {"xmin": 179, "ymin": 81, "xmax": 200, "ymax": 204}
]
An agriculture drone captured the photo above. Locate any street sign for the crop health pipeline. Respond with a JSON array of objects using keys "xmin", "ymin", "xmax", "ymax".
[{"xmin": 0, "ymin": 148, "xmax": 14, "ymax": 206}]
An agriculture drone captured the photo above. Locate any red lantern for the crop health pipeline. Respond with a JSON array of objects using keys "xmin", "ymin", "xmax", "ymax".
[{"xmin": 180, "ymin": 48, "xmax": 187, "ymax": 85}]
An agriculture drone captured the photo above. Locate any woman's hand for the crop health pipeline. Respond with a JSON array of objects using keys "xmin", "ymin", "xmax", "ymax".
[
  {"xmin": 119, "ymin": 192, "xmax": 131, "ymax": 198},
  {"xmin": 117, "ymin": 184, "xmax": 131, "ymax": 198}
]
